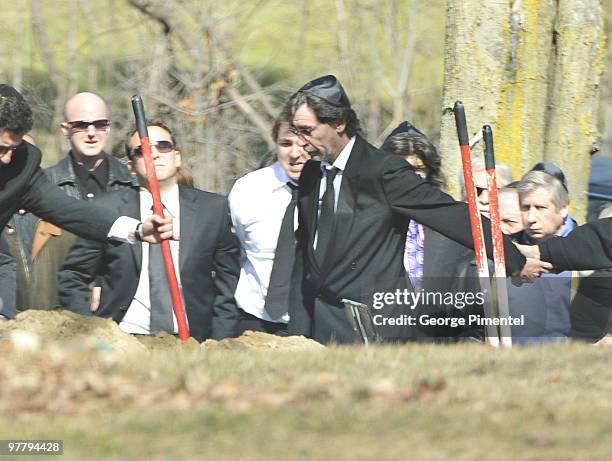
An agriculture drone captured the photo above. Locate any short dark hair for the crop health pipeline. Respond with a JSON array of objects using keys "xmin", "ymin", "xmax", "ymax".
[
  {"xmin": 125, "ymin": 120, "xmax": 177, "ymax": 160},
  {"xmin": 0, "ymin": 86, "xmax": 33, "ymax": 135},
  {"xmin": 287, "ymin": 91, "xmax": 361, "ymax": 138},
  {"xmin": 263, "ymin": 105, "xmax": 295, "ymax": 168},
  {"xmin": 380, "ymin": 132, "xmax": 445, "ymax": 189},
  {"xmin": 271, "ymin": 105, "xmax": 293, "ymax": 142}
]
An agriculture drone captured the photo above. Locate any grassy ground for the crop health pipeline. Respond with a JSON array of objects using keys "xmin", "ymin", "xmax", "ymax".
[{"xmin": 1, "ymin": 343, "xmax": 611, "ymax": 460}]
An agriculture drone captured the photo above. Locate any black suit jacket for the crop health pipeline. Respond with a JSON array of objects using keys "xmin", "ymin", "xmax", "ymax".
[
  {"xmin": 0, "ymin": 141, "xmax": 117, "ymax": 240},
  {"xmin": 290, "ymin": 136, "xmax": 525, "ymax": 343},
  {"xmin": 57, "ymin": 186, "xmax": 240, "ymax": 342},
  {"xmin": 421, "ymin": 227, "xmax": 484, "ymax": 340}
]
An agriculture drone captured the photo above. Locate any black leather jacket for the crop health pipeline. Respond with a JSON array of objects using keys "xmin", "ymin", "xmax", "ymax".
[{"xmin": 44, "ymin": 151, "xmax": 135, "ymax": 199}]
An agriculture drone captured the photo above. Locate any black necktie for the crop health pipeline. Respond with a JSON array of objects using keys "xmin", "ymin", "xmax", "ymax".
[
  {"xmin": 148, "ymin": 213, "xmax": 175, "ymax": 334},
  {"xmin": 264, "ymin": 182, "xmax": 299, "ymax": 320},
  {"xmin": 315, "ymin": 167, "xmax": 339, "ymax": 264}
]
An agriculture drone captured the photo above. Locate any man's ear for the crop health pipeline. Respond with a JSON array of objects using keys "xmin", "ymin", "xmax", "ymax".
[
  {"xmin": 560, "ymin": 205, "xmax": 569, "ymax": 219},
  {"xmin": 60, "ymin": 122, "xmax": 70, "ymax": 138},
  {"xmin": 335, "ymin": 120, "xmax": 346, "ymax": 134},
  {"xmin": 175, "ymin": 149, "xmax": 182, "ymax": 168}
]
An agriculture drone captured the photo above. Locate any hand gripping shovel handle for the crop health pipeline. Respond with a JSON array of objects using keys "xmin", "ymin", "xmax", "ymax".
[{"xmin": 131, "ymin": 95, "xmax": 190, "ymax": 340}]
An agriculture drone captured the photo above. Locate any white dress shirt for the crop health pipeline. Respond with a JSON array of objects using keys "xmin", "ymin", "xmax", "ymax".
[
  {"xmin": 228, "ymin": 162, "xmax": 297, "ymax": 323},
  {"xmin": 119, "ymin": 185, "xmax": 184, "ymax": 334},
  {"xmin": 107, "ymin": 215, "xmax": 140, "ymax": 243}
]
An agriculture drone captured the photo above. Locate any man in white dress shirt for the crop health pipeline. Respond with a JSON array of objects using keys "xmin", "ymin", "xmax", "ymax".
[{"xmin": 229, "ymin": 111, "xmax": 311, "ymax": 335}]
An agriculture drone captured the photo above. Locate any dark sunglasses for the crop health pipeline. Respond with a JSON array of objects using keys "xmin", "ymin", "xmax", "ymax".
[
  {"xmin": 131, "ymin": 140, "xmax": 175, "ymax": 158},
  {"xmin": 67, "ymin": 119, "xmax": 111, "ymax": 132},
  {"xmin": 0, "ymin": 141, "xmax": 22, "ymax": 155}
]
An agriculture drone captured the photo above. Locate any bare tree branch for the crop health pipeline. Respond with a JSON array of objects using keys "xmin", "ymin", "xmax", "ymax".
[{"xmin": 225, "ymin": 85, "xmax": 274, "ymax": 150}]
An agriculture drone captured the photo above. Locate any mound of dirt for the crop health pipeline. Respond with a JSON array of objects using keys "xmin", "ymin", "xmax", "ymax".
[
  {"xmin": 0, "ymin": 310, "xmax": 146, "ymax": 354},
  {"xmin": 135, "ymin": 332, "xmax": 201, "ymax": 351},
  {"xmin": 0, "ymin": 310, "xmax": 323, "ymax": 354},
  {"xmin": 202, "ymin": 330, "xmax": 324, "ymax": 351}
]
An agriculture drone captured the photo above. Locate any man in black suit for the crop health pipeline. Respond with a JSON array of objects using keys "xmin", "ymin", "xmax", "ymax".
[
  {"xmin": 0, "ymin": 84, "xmax": 172, "ymax": 318},
  {"xmin": 285, "ymin": 75, "xmax": 546, "ymax": 344},
  {"xmin": 58, "ymin": 122, "xmax": 240, "ymax": 341}
]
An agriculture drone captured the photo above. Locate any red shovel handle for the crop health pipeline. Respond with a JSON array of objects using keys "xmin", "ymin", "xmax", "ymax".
[
  {"xmin": 453, "ymin": 101, "xmax": 488, "ymax": 273},
  {"xmin": 131, "ymin": 95, "xmax": 190, "ymax": 340}
]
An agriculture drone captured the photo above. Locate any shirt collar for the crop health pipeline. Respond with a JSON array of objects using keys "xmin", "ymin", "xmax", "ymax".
[
  {"xmin": 322, "ymin": 136, "xmax": 355, "ymax": 172},
  {"xmin": 271, "ymin": 162, "xmax": 297, "ymax": 191},
  {"xmin": 139, "ymin": 184, "xmax": 180, "ymax": 217},
  {"xmin": 558, "ymin": 215, "xmax": 577, "ymax": 237}
]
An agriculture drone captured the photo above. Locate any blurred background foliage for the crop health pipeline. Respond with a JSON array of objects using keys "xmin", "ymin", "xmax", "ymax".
[{"xmin": 0, "ymin": 0, "xmax": 609, "ymax": 195}]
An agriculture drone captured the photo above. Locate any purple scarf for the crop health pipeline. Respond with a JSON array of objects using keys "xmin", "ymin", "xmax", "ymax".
[{"xmin": 404, "ymin": 220, "xmax": 425, "ymax": 290}]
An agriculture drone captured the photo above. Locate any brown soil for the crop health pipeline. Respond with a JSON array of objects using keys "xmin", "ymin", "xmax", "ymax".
[{"xmin": 0, "ymin": 309, "xmax": 323, "ymax": 354}]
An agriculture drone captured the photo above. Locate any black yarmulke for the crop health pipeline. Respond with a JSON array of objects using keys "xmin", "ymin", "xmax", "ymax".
[
  {"xmin": 386, "ymin": 121, "xmax": 427, "ymax": 140},
  {"xmin": 298, "ymin": 75, "xmax": 351, "ymax": 107},
  {"xmin": 530, "ymin": 161, "xmax": 568, "ymax": 191}
]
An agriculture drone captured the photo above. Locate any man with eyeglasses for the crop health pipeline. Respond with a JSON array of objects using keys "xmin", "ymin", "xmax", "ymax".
[
  {"xmin": 20, "ymin": 92, "xmax": 136, "ymax": 309},
  {"xmin": 458, "ymin": 157, "xmax": 513, "ymax": 218},
  {"xmin": 54, "ymin": 92, "xmax": 135, "ymax": 200},
  {"xmin": 283, "ymin": 75, "xmax": 551, "ymax": 344},
  {"xmin": 0, "ymin": 84, "xmax": 173, "ymax": 321},
  {"xmin": 58, "ymin": 122, "xmax": 240, "ymax": 341}
]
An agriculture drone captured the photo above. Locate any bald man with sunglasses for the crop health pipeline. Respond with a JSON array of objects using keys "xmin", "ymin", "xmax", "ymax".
[
  {"xmin": 19, "ymin": 92, "xmax": 136, "ymax": 309},
  {"xmin": 0, "ymin": 84, "xmax": 172, "ymax": 321}
]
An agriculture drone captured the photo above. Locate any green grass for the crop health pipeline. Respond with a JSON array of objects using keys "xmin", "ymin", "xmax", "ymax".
[{"xmin": 1, "ymin": 344, "xmax": 611, "ymax": 460}]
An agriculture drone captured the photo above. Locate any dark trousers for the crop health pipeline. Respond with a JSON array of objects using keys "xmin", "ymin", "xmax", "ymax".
[{"xmin": 237, "ymin": 309, "xmax": 289, "ymax": 336}]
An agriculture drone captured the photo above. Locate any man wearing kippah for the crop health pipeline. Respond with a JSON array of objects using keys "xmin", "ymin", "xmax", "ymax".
[
  {"xmin": 284, "ymin": 75, "xmax": 548, "ymax": 344},
  {"xmin": 508, "ymin": 168, "xmax": 577, "ymax": 343}
]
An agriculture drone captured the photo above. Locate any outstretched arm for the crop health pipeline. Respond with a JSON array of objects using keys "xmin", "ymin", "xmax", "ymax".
[
  {"xmin": 382, "ymin": 156, "xmax": 526, "ymax": 274},
  {"xmin": 538, "ymin": 218, "xmax": 612, "ymax": 271}
]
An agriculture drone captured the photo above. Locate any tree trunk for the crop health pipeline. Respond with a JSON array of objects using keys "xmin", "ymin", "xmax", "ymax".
[
  {"xmin": 543, "ymin": 0, "xmax": 605, "ymax": 220},
  {"xmin": 439, "ymin": 0, "xmax": 511, "ymax": 198},
  {"xmin": 439, "ymin": 0, "xmax": 604, "ymax": 221}
]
